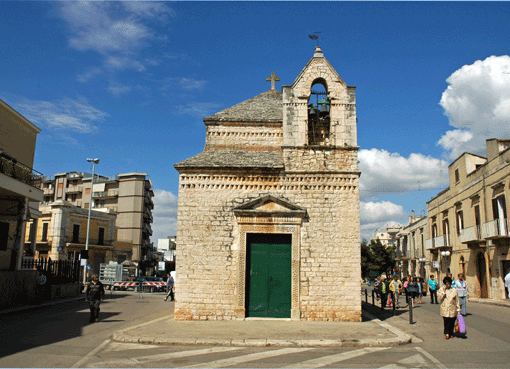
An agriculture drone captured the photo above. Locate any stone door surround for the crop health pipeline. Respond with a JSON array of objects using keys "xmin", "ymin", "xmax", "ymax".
[{"xmin": 233, "ymin": 195, "xmax": 306, "ymax": 320}]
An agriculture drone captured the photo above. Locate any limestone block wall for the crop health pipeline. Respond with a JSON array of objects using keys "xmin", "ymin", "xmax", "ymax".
[
  {"xmin": 205, "ymin": 124, "xmax": 283, "ymax": 151},
  {"xmin": 283, "ymin": 148, "xmax": 358, "ymax": 172},
  {"xmin": 175, "ymin": 170, "xmax": 361, "ymax": 321}
]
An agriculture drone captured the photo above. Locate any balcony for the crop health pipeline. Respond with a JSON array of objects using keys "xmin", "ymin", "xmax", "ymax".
[
  {"xmin": 0, "ymin": 152, "xmax": 43, "ymax": 201},
  {"xmin": 0, "ymin": 152, "xmax": 43, "ymax": 189},
  {"xmin": 459, "ymin": 225, "xmax": 481, "ymax": 243},
  {"xmin": 43, "ymin": 187, "xmax": 54, "ymax": 195},
  {"xmin": 481, "ymin": 219, "xmax": 509, "ymax": 239},
  {"xmin": 66, "ymin": 185, "xmax": 83, "ymax": 193},
  {"xmin": 433, "ymin": 235, "xmax": 448, "ymax": 248}
]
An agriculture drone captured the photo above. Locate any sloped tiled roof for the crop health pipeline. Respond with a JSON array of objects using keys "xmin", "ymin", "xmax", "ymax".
[
  {"xmin": 174, "ymin": 151, "xmax": 283, "ymax": 169},
  {"xmin": 204, "ymin": 90, "xmax": 282, "ymax": 123}
]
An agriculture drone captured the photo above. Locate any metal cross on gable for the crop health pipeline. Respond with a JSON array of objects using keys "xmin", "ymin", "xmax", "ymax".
[{"xmin": 266, "ymin": 71, "xmax": 280, "ymax": 91}]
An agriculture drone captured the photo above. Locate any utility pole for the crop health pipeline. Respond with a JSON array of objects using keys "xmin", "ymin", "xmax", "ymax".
[{"xmin": 83, "ymin": 158, "xmax": 100, "ymax": 285}]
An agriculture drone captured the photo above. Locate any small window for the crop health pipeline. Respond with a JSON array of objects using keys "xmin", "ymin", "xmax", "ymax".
[
  {"xmin": 0, "ymin": 222, "xmax": 9, "ymax": 251},
  {"xmin": 72, "ymin": 224, "xmax": 80, "ymax": 243},
  {"xmin": 454, "ymin": 169, "xmax": 460, "ymax": 183},
  {"xmin": 41, "ymin": 223, "xmax": 49, "ymax": 242},
  {"xmin": 98, "ymin": 227, "xmax": 105, "ymax": 245},
  {"xmin": 307, "ymin": 79, "xmax": 330, "ymax": 145},
  {"xmin": 456, "ymin": 211, "xmax": 464, "ymax": 235}
]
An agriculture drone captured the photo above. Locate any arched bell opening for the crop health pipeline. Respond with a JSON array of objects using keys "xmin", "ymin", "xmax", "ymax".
[{"xmin": 307, "ymin": 79, "xmax": 330, "ymax": 145}]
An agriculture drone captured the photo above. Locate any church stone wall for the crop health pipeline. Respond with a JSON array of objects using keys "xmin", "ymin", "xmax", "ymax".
[
  {"xmin": 175, "ymin": 170, "xmax": 361, "ymax": 321},
  {"xmin": 205, "ymin": 124, "xmax": 283, "ymax": 151}
]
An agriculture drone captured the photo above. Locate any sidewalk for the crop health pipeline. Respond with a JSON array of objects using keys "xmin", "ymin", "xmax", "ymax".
[
  {"xmin": 0, "ymin": 295, "xmax": 84, "ymax": 315},
  {"xmin": 112, "ymin": 305, "xmax": 413, "ymax": 348},
  {"xmin": 469, "ymin": 297, "xmax": 510, "ymax": 308}
]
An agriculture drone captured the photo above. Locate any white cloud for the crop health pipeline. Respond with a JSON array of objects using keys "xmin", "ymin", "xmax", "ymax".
[
  {"xmin": 359, "ymin": 148, "xmax": 448, "ymax": 196},
  {"xmin": 14, "ymin": 97, "xmax": 107, "ymax": 133},
  {"xmin": 177, "ymin": 102, "xmax": 220, "ymax": 117},
  {"xmin": 57, "ymin": 1, "xmax": 172, "ymax": 73},
  {"xmin": 360, "ymin": 201, "xmax": 404, "ymax": 241},
  {"xmin": 151, "ymin": 189, "xmax": 178, "ymax": 242},
  {"xmin": 107, "ymin": 82, "xmax": 132, "ymax": 96},
  {"xmin": 439, "ymin": 55, "xmax": 510, "ymax": 159}
]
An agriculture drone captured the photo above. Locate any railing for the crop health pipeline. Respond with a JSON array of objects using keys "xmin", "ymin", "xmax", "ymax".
[
  {"xmin": 481, "ymin": 218, "xmax": 509, "ymax": 239},
  {"xmin": 66, "ymin": 185, "xmax": 83, "ymax": 193},
  {"xmin": 459, "ymin": 225, "xmax": 481, "ymax": 243},
  {"xmin": 0, "ymin": 152, "xmax": 43, "ymax": 188},
  {"xmin": 92, "ymin": 191, "xmax": 107, "ymax": 198},
  {"xmin": 20, "ymin": 257, "xmax": 81, "ymax": 283}
]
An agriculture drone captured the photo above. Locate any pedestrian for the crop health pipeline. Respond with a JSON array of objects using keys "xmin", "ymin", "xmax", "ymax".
[
  {"xmin": 379, "ymin": 274, "xmax": 389, "ymax": 309},
  {"xmin": 428, "ymin": 274, "xmax": 439, "ymax": 304},
  {"xmin": 437, "ymin": 276, "xmax": 460, "ymax": 340},
  {"xmin": 403, "ymin": 275, "xmax": 412, "ymax": 304},
  {"xmin": 389, "ymin": 274, "xmax": 402, "ymax": 308},
  {"xmin": 85, "ymin": 274, "xmax": 105, "ymax": 323},
  {"xmin": 454, "ymin": 273, "xmax": 468, "ymax": 316},
  {"xmin": 505, "ymin": 270, "xmax": 510, "ymax": 299},
  {"xmin": 374, "ymin": 276, "xmax": 381, "ymax": 301},
  {"xmin": 164, "ymin": 273, "xmax": 175, "ymax": 301},
  {"xmin": 416, "ymin": 277, "xmax": 424, "ymax": 304},
  {"xmin": 407, "ymin": 277, "xmax": 419, "ymax": 305}
]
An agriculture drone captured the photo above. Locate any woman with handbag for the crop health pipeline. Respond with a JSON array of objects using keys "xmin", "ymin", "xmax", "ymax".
[{"xmin": 437, "ymin": 276, "xmax": 460, "ymax": 340}]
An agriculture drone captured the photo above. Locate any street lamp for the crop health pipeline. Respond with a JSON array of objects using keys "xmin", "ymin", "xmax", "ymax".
[{"xmin": 82, "ymin": 158, "xmax": 100, "ymax": 285}]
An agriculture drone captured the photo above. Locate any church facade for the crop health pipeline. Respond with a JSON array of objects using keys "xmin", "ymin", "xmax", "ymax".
[{"xmin": 174, "ymin": 47, "xmax": 361, "ymax": 321}]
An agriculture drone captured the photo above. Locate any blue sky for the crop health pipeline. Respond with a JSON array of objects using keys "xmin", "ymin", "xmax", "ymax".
[{"xmin": 2, "ymin": 1, "xmax": 510, "ymax": 240}]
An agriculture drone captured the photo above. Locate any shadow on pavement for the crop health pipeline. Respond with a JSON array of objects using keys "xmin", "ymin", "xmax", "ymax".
[
  {"xmin": 362, "ymin": 301, "xmax": 412, "ymax": 321},
  {"xmin": 0, "ymin": 296, "xmax": 122, "ymax": 359}
]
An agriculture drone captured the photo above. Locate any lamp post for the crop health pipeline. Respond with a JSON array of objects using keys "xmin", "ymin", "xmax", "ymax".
[{"xmin": 82, "ymin": 158, "xmax": 100, "ymax": 285}]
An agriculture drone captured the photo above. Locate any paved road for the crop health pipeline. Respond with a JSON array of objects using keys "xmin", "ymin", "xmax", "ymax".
[
  {"xmin": 1, "ymin": 291, "xmax": 510, "ymax": 368},
  {"xmin": 0, "ymin": 291, "xmax": 170, "ymax": 367}
]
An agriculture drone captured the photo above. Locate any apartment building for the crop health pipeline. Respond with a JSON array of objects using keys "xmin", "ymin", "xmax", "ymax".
[
  {"xmin": 0, "ymin": 99, "xmax": 43, "ymax": 271},
  {"xmin": 395, "ymin": 216, "xmax": 428, "ymax": 278},
  {"xmin": 25, "ymin": 200, "xmax": 116, "ymax": 275},
  {"xmin": 39, "ymin": 172, "xmax": 154, "ymax": 268},
  {"xmin": 426, "ymin": 139, "xmax": 510, "ymax": 300}
]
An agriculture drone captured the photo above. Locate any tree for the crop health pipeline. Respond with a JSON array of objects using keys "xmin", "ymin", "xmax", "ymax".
[{"xmin": 361, "ymin": 239, "xmax": 396, "ymax": 279}]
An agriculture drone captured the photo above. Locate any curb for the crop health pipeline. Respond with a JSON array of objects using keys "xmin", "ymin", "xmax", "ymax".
[
  {"xmin": 0, "ymin": 295, "xmax": 84, "ymax": 315},
  {"xmin": 362, "ymin": 310, "xmax": 419, "ymax": 344},
  {"xmin": 469, "ymin": 298, "xmax": 510, "ymax": 309},
  {"xmin": 111, "ymin": 318, "xmax": 412, "ymax": 348},
  {"xmin": 112, "ymin": 332, "xmax": 409, "ymax": 348}
]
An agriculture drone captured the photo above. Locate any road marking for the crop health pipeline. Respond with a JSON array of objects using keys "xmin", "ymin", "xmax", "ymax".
[
  {"xmin": 119, "ymin": 315, "xmax": 169, "ymax": 333},
  {"xmin": 290, "ymin": 347, "xmax": 389, "ymax": 368},
  {"xmin": 71, "ymin": 338, "xmax": 111, "ymax": 368},
  {"xmin": 398, "ymin": 353, "xmax": 429, "ymax": 367},
  {"xmin": 186, "ymin": 347, "xmax": 314, "ymax": 368},
  {"xmin": 415, "ymin": 347, "xmax": 447, "ymax": 369},
  {"xmin": 89, "ymin": 346, "xmax": 243, "ymax": 367}
]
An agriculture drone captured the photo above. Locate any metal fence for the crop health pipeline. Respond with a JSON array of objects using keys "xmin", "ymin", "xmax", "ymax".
[
  {"xmin": 21, "ymin": 257, "xmax": 81, "ymax": 284},
  {"xmin": 0, "ymin": 152, "xmax": 43, "ymax": 188}
]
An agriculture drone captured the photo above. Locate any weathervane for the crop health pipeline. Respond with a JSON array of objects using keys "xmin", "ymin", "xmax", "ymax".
[{"xmin": 308, "ymin": 32, "xmax": 321, "ymax": 46}]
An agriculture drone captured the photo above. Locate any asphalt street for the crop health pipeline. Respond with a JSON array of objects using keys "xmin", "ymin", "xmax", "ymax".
[{"xmin": 1, "ymin": 291, "xmax": 509, "ymax": 368}]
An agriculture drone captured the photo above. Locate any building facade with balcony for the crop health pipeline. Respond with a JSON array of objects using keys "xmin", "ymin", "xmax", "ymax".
[
  {"xmin": 396, "ymin": 216, "xmax": 428, "ymax": 279},
  {"xmin": 371, "ymin": 224, "xmax": 403, "ymax": 248},
  {"xmin": 426, "ymin": 139, "xmax": 510, "ymax": 300},
  {"xmin": 39, "ymin": 171, "xmax": 154, "ymax": 271},
  {"xmin": 24, "ymin": 200, "xmax": 116, "ymax": 275},
  {"xmin": 0, "ymin": 99, "xmax": 43, "ymax": 271}
]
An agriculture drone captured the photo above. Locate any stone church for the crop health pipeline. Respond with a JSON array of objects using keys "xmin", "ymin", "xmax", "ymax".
[{"xmin": 174, "ymin": 47, "xmax": 361, "ymax": 321}]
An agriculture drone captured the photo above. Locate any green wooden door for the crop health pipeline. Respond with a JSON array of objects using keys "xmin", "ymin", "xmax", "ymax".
[{"xmin": 247, "ymin": 234, "xmax": 291, "ymax": 318}]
